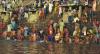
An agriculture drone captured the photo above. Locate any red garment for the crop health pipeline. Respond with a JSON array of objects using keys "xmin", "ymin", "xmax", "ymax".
[
  {"xmin": 93, "ymin": 20, "xmax": 100, "ymax": 27},
  {"xmin": 64, "ymin": 28, "xmax": 69, "ymax": 37},
  {"xmin": 17, "ymin": 35, "xmax": 23, "ymax": 40},
  {"xmin": 96, "ymin": 21, "xmax": 100, "ymax": 27},
  {"xmin": 39, "ymin": 9, "xmax": 44, "ymax": 17},
  {"xmin": 0, "ymin": 22, "xmax": 6, "ymax": 29},
  {"xmin": 48, "ymin": 25, "xmax": 53, "ymax": 35}
]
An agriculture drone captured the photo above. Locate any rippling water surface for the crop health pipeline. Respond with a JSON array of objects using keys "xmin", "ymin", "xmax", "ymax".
[{"xmin": 0, "ymin": 40, "xmax": 100, "ymax": 54}]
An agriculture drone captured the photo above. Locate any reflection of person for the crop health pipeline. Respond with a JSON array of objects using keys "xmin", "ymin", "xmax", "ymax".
[{"xmin": 92, "ymin": 0, "xmax": 96, "ymax": 11}]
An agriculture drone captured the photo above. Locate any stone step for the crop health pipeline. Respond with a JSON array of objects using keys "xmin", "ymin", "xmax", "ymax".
[
  {"xmin": 22, "ymin": 0, "xmax": 34, "ymax": 6},
  {"xmin": 87, "ymin": 45, "xmax": 100, "ymax": 54}
]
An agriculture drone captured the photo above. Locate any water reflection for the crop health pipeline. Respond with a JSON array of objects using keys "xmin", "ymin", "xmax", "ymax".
[{"xmin": 0, "ymin": 40, "xmax": 100, "ymax": 54}]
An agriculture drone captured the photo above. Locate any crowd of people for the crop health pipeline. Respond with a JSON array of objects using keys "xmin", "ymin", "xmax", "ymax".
[{"xmin": 0, "ymin": 0, "xmax": 100, "ymax": 45}]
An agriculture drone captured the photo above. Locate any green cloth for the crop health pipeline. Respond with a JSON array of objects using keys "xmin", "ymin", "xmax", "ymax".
[
  {"xmin": 7, "ymin": 24, "xmax": 13, "ymax": 32},
  {"xmin": 59, "ymin": 21, "xmax": 64, "ymax": 32}
]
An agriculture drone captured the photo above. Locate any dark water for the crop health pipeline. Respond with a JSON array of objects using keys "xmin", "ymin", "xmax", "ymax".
[{"xmin": 0, "ymin": 40, "xmax": 100, "ymax": 54}]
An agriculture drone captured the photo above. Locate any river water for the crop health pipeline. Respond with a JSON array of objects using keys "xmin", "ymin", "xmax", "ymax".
[{"xmin": 0, "ymin": 40, "xmax": 100, "ymax": 54}]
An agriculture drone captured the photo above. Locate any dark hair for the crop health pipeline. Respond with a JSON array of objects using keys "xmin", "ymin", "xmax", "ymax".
[{"xmin": 61, "ymin": 20, "xmax": 63, "ymax": 22}]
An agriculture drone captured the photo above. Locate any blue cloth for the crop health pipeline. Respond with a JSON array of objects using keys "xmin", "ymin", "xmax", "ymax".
[
  {"xmin": 24, "ymin": 26, "xmax": 29, "ymax": 36},
  {"xmin": 48, "ymin": 35, "xmax": 53, "ymax": 41},
  {"xmin": 88, "ymin": 11, "xmax": 95, "ymax": 19},
  {"xmin": 24, "ymin": 31, "xmax": 28, "ymax": 37},
  {"xmin": 68, "ymin": 16, "xmax": 74, "ymax": 23},
  {"xmin": 11, "ymin": 21, "xmax": 17, "ymax": 30}
]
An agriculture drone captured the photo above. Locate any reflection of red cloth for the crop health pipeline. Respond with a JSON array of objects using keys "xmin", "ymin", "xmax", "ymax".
[
  {"xmin": 93, "ymin": 21, "xmax": 100, "ymax": 27},
  {"xmin": 17, "ymin": 35, "xmax": 23, "ymax": 40},
  {"xmin": 64, "ymin": 28, "xmax": 69, "ymax": 37},
  {"xmin": 95, "ymin": 22, "xmax": 100, "ymax": 27},
  {"xmin": 0, "ymin": 32, "xmax": 2, "ymax": 36},
  {"xmin": 0, "ymin": 22, "xmax": 6, "ymax": 29}
]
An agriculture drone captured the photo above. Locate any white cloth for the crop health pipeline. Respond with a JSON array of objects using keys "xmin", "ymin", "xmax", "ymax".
[
  {"xmin": 82, "ymin": 27, "xmax": 87, "ymax": 36},
  {"xmin": 2, "ymin": 1, "xmax": 5, "ymax": 4},
  {"xmin": 85, "ymin": 1, "xmax": 88, "ymax": 5},
  {"xmin": 59, "ymin": 7, "xmax": 62, "ymax": 15},
  {"xmin": 73, "ymin": 31, "xmax": 77, "ymax": 36},
  {"xmin": 12, "ymin": 0, "xmax": 15, "ymax": 4},
  {"xmin": 7, "ymin": 3, "xmax": 11, "ymax": 9},
  {"xmin": 24, "ymin": 12, "xmax": 28, "ymax": 18},
  {"xmin": 73, "ymin": 0, "xmax": 77, "ymax": 4},
  {"xmin": 55, "ymin": 33, "xmax": 60, "ymax": 41},
  {"xmin": 53, "ymin": 23, "xmax": 57, "ymax": 28},
  {"xmin": 7, "ymin": 24, "xmax": 12, "ymax": 32},
  {"xmin": 49, "ymin": 3, "xmax": 53, "ymax": 13},
  {"xmin": 73, "ymin": 17, "xmax": 79, "ymax": 22},
  {"xmin": 11, "ymin": 0, "xmax": 15, "ymax": 7},
  {"xmin": 44, "ymin": 5, "xmax": 46, "ymax": 9}
]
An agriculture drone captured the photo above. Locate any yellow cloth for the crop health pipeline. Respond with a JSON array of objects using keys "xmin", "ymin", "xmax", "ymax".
[
  {"xmin": 55, "ymin": 35, "xmax": 60, "ymax": 41},
  {"xmin": 3, "ymin": 14, "xmax": 9, "ymax": 23},
  {"xmin": 28, "ymin": 13, "xmax": 38, "ymax": 23},
  {"xmin": 0, "ymin": 5, "xmax": 3, "ymax": 12},
  {"xmin": 59, "ymin": 22, "xmax": 64, "ymax": 32}
]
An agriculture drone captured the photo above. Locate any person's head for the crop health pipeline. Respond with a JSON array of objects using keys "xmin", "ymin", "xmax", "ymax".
[
  {"xmin": 57, "ymin": 32, "xmax": 60, "ymax": 36},
  {"xmin": 61, "ymin": 20, "xmax": 63, "ymax": 22},
  {"xmin": 33, "ymin": 33, "xmax": 36, "ymax": 36}
]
